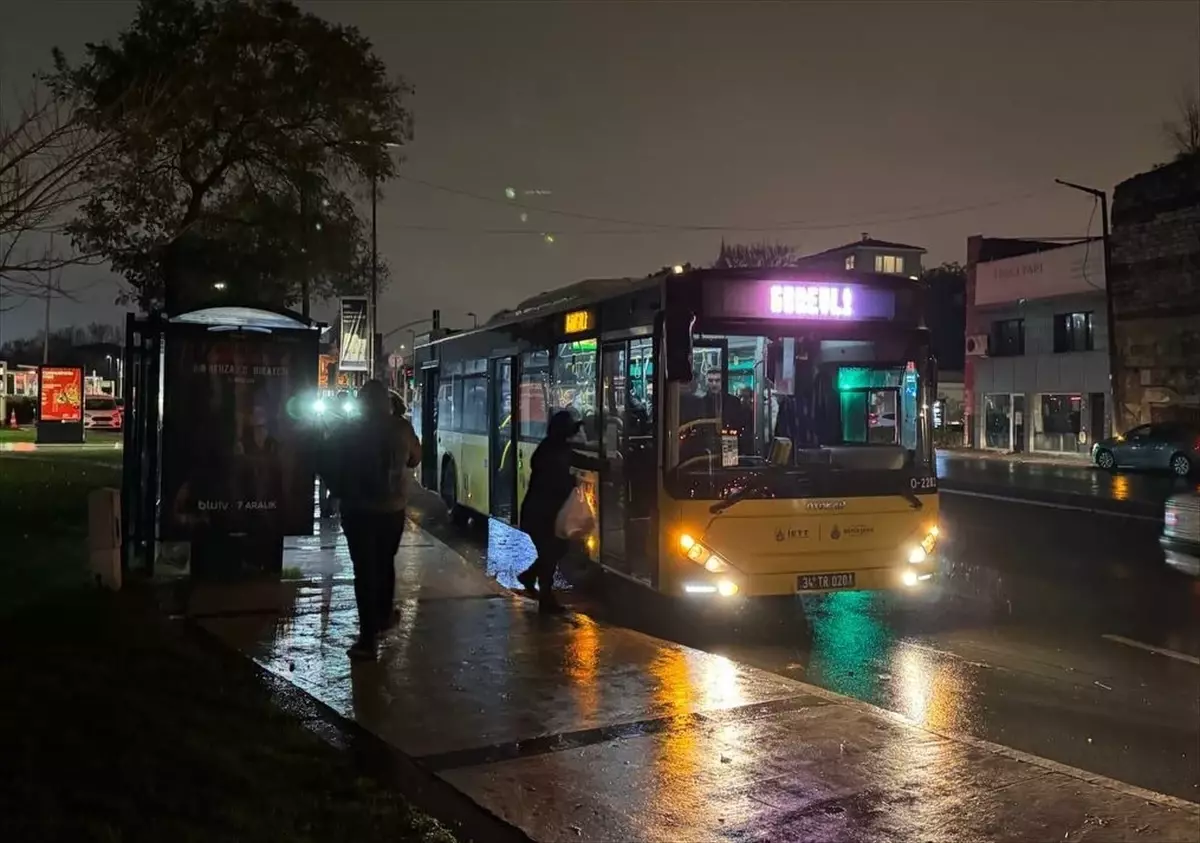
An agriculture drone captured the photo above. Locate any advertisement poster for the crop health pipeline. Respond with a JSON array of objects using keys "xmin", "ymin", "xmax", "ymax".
[
  {"xmin": 160, "ymin": 328, "xmax": 317, "ymax": 539},
  {"xmin": 339, "ymin": 297, "xmax": 369, "ymax": 372},
  {"xmin": 318, "ymin": 353, "xmax": 334, "ymax": 389},
  {"xmin": 39, "ymin": 367, "xmax": 83, "ymax": 422}
]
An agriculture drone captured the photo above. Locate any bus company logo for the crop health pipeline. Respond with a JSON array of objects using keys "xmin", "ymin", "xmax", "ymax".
[
  {"xmin": 776, "ymin": 527, "xmax": 810, "ymax": 542},
  {"xmin": 829, "ymin": 524, "xmax": 841, "ymax": 540},
  {"xmin": 805, "ymin": 500, "xmax": 846, "ymax": 511}
]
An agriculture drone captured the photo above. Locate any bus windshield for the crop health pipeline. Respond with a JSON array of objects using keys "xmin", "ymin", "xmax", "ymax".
[{"xmin": 669, "ymin": 332, "xmax": 932, "ymax": 481}]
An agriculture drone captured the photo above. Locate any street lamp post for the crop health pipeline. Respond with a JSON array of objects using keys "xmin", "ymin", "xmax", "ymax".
[
  {"xmin": 369, "ymin": 141, "xmax": 402, "ymax": 381},
  {"xmin": 370, "ymin": 167, "xmax": 378, "ymax": 379}
]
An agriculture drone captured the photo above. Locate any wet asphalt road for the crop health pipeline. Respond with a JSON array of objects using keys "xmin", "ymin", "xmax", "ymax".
[
  {"xmin": 409, "ymin": 467, "xmax": 1200, "ymax": 805},
  {"xmin": 936, "ymin": 451, "xmax": 1191, "ymax": 519}
]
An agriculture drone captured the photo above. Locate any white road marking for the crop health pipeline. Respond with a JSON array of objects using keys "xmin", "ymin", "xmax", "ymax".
[
  {"xmin": 1102, "ymin": 634, "xmax": 1200, "ymax": 666},
  {"xmin": 940, "ymin": 487, "xmax": 1160, "ymax": 522}
]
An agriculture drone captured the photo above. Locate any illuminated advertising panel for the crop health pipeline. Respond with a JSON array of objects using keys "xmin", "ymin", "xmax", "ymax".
[
  {"xmin": 338, "ymin": 297, "xmax": 369, "ymax": 372},
  {"xmin": 39, "ymin": 367, "xmax": 83, "ymax": 422}
]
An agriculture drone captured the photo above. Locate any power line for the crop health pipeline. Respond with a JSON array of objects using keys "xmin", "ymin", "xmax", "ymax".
[{"xmin": 384, "ymin": 184, "xmax": 1052, "ymax": 235}]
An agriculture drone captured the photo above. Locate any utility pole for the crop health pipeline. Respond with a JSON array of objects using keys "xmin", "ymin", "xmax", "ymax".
[
  {"xmin": 1055, "ymin": 179, "xmax": 1119, "ymax": 433},
  {"xmin": 42, "ymin": 283, "xmax": 51, "ymax": 365},
  {"xmin": 299, "ymin": 180, "xmax": 310, "ymax": 319}
]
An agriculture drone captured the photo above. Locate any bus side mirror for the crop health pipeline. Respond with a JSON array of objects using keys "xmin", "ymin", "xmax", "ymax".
[{"xmin": 662, "ymin": 310, "xmax": 695, "ymax": 383}]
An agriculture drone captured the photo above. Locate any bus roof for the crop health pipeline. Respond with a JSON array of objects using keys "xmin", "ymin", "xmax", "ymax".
[{"xmin": 420, "ymin": 267, "xmax": 923, "ymax": 347}]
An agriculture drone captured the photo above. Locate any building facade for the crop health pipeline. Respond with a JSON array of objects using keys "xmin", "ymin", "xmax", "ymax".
[
  {"xmin": 964, "ymin": 237, "xmax": 1110, "ymax": 454},
  {"xmin": 1110, "ymin": 155, "xmax": 1200, "ymax": 429},
  {"xmin": 794, "ymin": 234, "xmax": 926, "ymax": 279}
]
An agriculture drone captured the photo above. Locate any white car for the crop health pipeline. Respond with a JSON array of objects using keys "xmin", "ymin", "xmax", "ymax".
[
  {"xmin": 1162, "ymin": 492, "xmax": 1200, "ymax": 576},
  {"xmin": 84, "ymin": 396, "xmax": 122, "ymax": 431}
]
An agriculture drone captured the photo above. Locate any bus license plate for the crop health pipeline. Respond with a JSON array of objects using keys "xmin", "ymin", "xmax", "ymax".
[{"xmin": 797, "ymin": 573, "xmax": 855, "ymax": 591}]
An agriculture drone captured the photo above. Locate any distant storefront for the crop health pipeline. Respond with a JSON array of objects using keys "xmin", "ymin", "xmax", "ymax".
[{"xmin": 965, "ymin": 238, "xmax": 1111, "ymax": 455}]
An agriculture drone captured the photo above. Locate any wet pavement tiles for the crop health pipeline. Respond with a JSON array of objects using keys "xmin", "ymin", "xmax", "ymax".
[{"xmin": 195, "ymin": 522, "xmax": 1200, "ymax": 843}]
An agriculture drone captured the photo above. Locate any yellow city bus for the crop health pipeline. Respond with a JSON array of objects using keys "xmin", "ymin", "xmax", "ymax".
[{"xmin": 412, "ymin": 267, "xmax": 940, "ymax": 600}]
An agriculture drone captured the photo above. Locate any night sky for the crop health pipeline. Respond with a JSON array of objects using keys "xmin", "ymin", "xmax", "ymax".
[{"xmin": 2, "ymin": 0, "xmax": 1197, "ymax": 343}]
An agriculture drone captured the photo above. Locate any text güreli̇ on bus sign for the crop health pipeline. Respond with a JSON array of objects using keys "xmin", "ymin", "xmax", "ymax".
[
  {"xmin": 564, "ymin": 309, "xmax": 594, "ymax": 334},
  {"xmin": 768, "ymin": 284, "xmax": 854, "ymax": 319}
]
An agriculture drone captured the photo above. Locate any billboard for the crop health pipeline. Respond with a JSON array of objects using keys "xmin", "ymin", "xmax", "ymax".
[
  {"xmin": 339, "ymin": 297, "xmax": 369, "ymax": 372},
  {"xmin": 160, "ymin": 328, "xmax": 318, "ymax": 540},
  {"xmin": 39, "ymin": 367, "xmax": 83, "ymax": 422},
  {"xmin": 318, "ymin": 353, "xmax": 334, "ymax": 389}
]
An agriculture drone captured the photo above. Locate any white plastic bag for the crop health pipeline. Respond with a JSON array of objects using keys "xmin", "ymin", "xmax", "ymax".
[{"xmin": 555, "ymin": 487, "xmax": 596, "ymax": 540}]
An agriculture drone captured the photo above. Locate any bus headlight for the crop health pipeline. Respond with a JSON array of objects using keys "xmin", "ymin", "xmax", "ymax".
[
  {"xmin": 911, "ymin": 524, "xmax": 940, "ymax": 561},
  {"xmin": 717, "ymin": 579, "xmax": 739, "ymax": 597},
  {"xmin": 678, "ymin": 533, "xmax": 729, "ymax": 572},
  {"xmin": 312, "ymin": 398, "xmax": 327, "ymax": 415},
  {"xmin": 902, "ymin": 570, "xmax": 919, "ymax": 587}
]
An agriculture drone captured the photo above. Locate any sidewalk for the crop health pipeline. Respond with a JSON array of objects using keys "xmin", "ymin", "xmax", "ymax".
[
  {"xmin": 189, "ymin": 522, "xmax": 1199, "ymax": 842},
  {"xmin": 938, "ymin": 447, "xmax": 1094, "ymax": 468}
]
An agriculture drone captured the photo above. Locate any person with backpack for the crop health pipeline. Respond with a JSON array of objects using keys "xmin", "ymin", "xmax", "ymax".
[{"xmin": 328, "ymin": 379, "xmax": 421, "ymax": 660}]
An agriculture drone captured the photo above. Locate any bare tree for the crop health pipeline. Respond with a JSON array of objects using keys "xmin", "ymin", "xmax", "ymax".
[
  {"xmin": 0, "ymin": 83, "xmax": 115, "ymax": 297},
  {"xmin": 712, "ymin": 239, "xmax": 801, "ymax": 268},
  {"xmin": 1162, "ymin": 88, "xmax": 1200, "ymax": 161}
]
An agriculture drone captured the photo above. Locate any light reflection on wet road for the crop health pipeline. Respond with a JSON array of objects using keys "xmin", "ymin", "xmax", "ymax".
[
  {"xmin": 936, "ymin": 452, "xmax": 1193, "ymax": 516},
  {"xmin": 409, "ymin": 488, "xmax": 1200, "ymax": 803}
]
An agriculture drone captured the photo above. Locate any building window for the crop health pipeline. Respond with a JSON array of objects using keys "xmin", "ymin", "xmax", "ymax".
[
  {"xmin": 1033, "ymin": 393, "xmax": 1086, "ymax": 453},
  {"xmin": 844, "ymin": 255, "xmax": 855, "ymax": 270},
  {"xmin": 874, "ymin": 254, "xmax": 904, "ymax": 274},
  {"xmin": 983, "ymin": 394, "xmax": 1012, "ymax": 450},
  {"xmin": 1053, "ymin": 312, "xmax": 1094, "ymax": 353},
  {"xmin": 990, "ymin": 318, "xmax": 1025, "ymax": 357}
]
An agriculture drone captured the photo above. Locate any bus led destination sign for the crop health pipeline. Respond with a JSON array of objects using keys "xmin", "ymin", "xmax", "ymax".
[
  {"xmin": 769, "ymin": 284, "xmax": 853, "ymax": 318},
  {"xmin": 563, "ymin": 309, "xmax": 594, "ymax": 334},
  {"xmin": 706, "ymin": 279, "xmax": 897, "ymax": 321},
  {"xmin": 756, "ymin": 282, "xmax": 895, "ymax": 321}
]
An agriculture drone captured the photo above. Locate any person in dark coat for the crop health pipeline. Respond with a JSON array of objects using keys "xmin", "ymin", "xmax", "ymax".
[
  {"xmin": 330, "ymin": 380, "xmax": 421, "ymax": 660},
  {"xmin": 516, "ymin": 410, "xmax": 580, "ymax": 613}
]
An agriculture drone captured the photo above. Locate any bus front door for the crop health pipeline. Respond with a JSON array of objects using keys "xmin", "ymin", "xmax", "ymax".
[
  {"xmin": 601, "ymin": 339, "xmax": 657, "ymax": 586},
  {"xmin": 420, "ymin": 369, "xmax": 439, "ymax": 490},
  {"xmin": 600, "ymin": 343, "xmax": 629, "ymax": 572},
  {"xmin": 489, "ymin": 357, "xmax": 516, "ymax": 523}
]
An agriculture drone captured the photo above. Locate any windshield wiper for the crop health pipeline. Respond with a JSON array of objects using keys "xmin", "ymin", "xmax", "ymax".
[{"xmin": 709, "ymin": 465, "xmax": 796, "ymax": 515}]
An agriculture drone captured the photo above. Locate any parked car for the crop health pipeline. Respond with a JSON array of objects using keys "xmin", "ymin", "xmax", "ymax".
[
  {"xmin": 1091, "ymin": 423, "xmax": 1200, "ymax": 476},
  {"xmin": 84, "ymin": 395, "xmax": 122, "ymax": 431},
  {"xmin": 1162, "ymin": 492, "xmax": 1200, "ymax": 576}
]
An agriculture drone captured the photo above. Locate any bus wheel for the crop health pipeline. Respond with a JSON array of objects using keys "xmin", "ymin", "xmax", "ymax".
[{"xmin": 440, "ymin": 460, "xmax": 458, "ymax": 513}]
